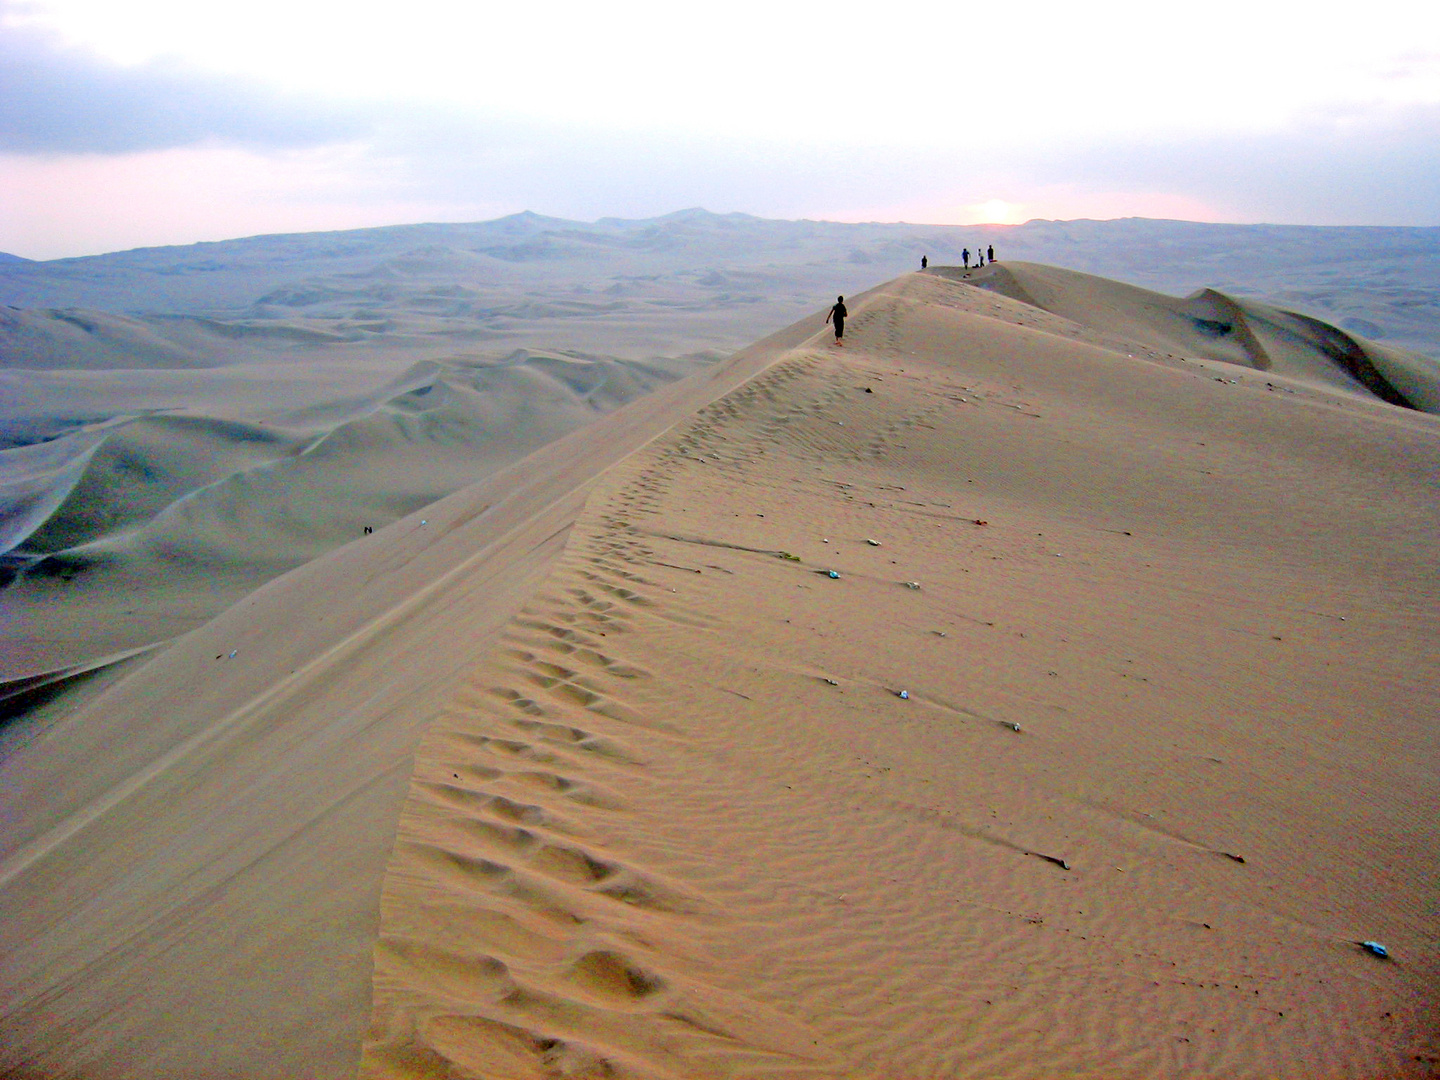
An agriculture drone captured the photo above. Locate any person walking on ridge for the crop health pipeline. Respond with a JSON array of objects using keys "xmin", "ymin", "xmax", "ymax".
[
  {"xmin": 962, "ymin": 248, "xmax": 970, "ymax": 268},
  {"xmin": 987, "ymin": 244, "xmax": 995, "ymax": 263},
  {"xmin": 921, "ymin": 255, "xmax": 928, "ymax": 269},
  {"xmin": 826, "ymin": 295, "xmax": 848, "ymax": 345}
]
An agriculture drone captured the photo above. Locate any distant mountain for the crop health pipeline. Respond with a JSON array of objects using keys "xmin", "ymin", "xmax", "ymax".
[
  {"xmin": 0, "ymin": 252, "xmax": 33, "ymax": 264},
  {"xmin": 1, "ymin": 212, "xmax": 1437, "ymax": 359}
]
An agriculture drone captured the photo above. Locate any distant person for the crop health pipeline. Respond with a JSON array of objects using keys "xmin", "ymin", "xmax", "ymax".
[
  {"xmin": 977, "ymin": 250, "xmax": 985, "ymax": 267},
  {"xmin": 987, "ymin": 244, "xmax": 995, "ymax": 263},
  {"xmin": 962, "ymin": 248, "xmax": 970, "ymax": 268},
  {"xmin": 826, "ymin": 295, "xmax": 848, "ymax": 344},
  {"xmin": 921, "ymin": 255, "xmax": 928, "ymax": 269}
]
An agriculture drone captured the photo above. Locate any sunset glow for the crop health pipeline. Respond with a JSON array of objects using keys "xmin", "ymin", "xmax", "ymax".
[
  {"xmin": 2, "ymin": 0, "xmax": 1437, "ymax": 256},
  {"xmin": 968, "ymin": 200, "xmax": 1024, "ymax": 225}
]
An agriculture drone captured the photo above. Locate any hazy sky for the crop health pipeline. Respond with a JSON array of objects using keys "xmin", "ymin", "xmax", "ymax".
[{"xmin": 2, "ymin": 0, "xmax": 1438, "ymax": 258}]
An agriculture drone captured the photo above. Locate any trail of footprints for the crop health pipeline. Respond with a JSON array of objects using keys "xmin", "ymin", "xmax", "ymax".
[
  {"xmin": 625, "ymin": 348, "xmax": 911, "ymax": 497},
  {"xmin": 365, "ymin": 342, "xmax": 946, "ymax": 1078},
  {"xmin": 363, "ymin": 535, "xmax": 832, "ymax": 1078}
]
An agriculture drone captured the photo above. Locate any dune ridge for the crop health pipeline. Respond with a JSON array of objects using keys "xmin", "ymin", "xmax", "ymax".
[
  {"xmin": 950, "ymin": 262, "xmax": 1440, "ymax": 410},
  {"xmin": 1, "ymin": 265, "xmax": 1436, "ymax": 1079},
  {"xmin": 359, "ymin": 272, "xmax": 1438, "ymax": 1077},
  {"xmin": 0, "ymin": 303, "xmax": 843, "ymax": 1080}
]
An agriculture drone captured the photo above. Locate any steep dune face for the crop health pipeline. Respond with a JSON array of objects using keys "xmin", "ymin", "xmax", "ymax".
[
  {"xmin": 6, "ymin": 414, "xmax": 306, "ymax": 555},
  {"xmin": 1218, "ymin": 296, "xmax": 1440, "ymax": 412},
  {"xmin": 952, "ymin": 261, "xmax": 1440, "ymax": 410}
]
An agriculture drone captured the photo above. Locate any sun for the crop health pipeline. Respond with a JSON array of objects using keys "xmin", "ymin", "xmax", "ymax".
[{"xmin": 969, "ymin": 199, "xmax": 1024, "ymax": 225}]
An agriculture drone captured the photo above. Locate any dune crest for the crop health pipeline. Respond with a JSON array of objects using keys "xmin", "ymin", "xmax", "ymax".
[
  {"xmin": 0, "ymin": 307, "xmax": 832, "ymax": 1079},
  {"xmin": 2, "ymin": 267, "xmax": 1436, "ymax": 1079},
  {"xmin": 360, "ymin": 272, "xmax": 1438, "ymax": 1077},
  {"xmin": 947, "ymin": 261, "xmax": 1440, "ymax": 410}
]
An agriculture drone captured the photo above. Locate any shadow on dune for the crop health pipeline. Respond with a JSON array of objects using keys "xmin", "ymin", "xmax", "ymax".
[{"xmin": 0, "ymin": 645, "xmax": 162, "ymax": 726}]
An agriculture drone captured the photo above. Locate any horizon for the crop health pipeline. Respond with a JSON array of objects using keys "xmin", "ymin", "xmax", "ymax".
[
  {"xmin": 6, "ymin": 208, "xmax": 1440, "ymax": 264},
  {"xmin": 3, "ymin": 0, "xmax": 1437, "ymax": 260}
]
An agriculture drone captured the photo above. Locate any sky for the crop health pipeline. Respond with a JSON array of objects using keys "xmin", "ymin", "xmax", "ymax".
[{"xmin": 2, "ymin": 0, "xmax": 1438, "ymax": 259}]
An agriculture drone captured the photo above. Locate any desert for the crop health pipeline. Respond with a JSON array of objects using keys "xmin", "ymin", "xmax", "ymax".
[{"xmin": 1, "ymin": 213, "xmax": 1438, "ymax": 1079}]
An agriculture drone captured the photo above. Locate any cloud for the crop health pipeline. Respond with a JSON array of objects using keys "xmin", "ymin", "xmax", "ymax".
[
  {"xmin": 0, "ymin": 11, "xmax": 369, "ymax": 154},
  {"xmin": 2, "ymin": 0, "xmax": 1437, "ymax": 261}
]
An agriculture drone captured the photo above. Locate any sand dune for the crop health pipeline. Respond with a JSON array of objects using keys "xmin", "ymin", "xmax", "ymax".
[
  {"xmin": 0, "ymin": 306, "xmax": 206, "ymax": 370},
  {"xmin": 357, "ymin": 272, "xmax": 1440, "ymax": 1079},
  {"xmin": 7, "ymin": 231, "xmax": 1435, "ymax": 687},
  {"xmin": 0, "ymin": 307, "xmax": 827, "ymax": 1079},
  {"xmin": 4, "ymin": 213, "xmax": 1438, "ymax": 358},
  {"xmin": 5, "ymin": 214, "xmax": 1436, "ymax": 690},
  {"xmin": 3, "ymin": 262, "xmax": 1435, "ymax": 1079},
  {"xmin": 953, "ymin": 262, "xmax": 1440, "ymax": 410},
  {"xmin": 2, "ymin": 350, "xmax": 703, "ymax": 677}
]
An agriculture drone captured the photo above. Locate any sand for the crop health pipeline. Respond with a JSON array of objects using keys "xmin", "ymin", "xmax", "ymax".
[
  {"xmin": 7, "ymin": 214, "xmax": 1437, "ymax": 689},
  {"xmin": 1, "ymin": 349, "xmax": 706, "ymax": 676},
  {"xmin": 2, "ymin": 264, "xmax": 1438, "ymax": 1078}
]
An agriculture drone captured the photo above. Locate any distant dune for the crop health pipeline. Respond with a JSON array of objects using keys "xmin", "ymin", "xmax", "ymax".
[
  {"xmin": 1, "ymin": 220, "xmax": 1437, "ymax": 1078},
  {"xmin": 947, "ymin": 261, "xmax": 1440, "ymax": 411},
  {"xmin": 3, "ymin": 212, "xmax": 1438, "ymax": 357},
  {"xmin": 2, "ymin": 350, "xmax": 704, "ymax": 676}
]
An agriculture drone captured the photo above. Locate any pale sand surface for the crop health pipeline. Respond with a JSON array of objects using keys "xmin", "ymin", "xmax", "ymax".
[
  {"xmin": 1, "ymin": 350, "xmax": 707, "ymax": 677},
  {"xmin": 2, "ymin": 267, "xmax": 1437, "ymax": 1078},
  {"xmin": 950, "ymin": 262, "xmax": 1438, "ymax": 410},
  {"xmin": 0, "ymin": 312, "xmax": 828, "ymax": 1078},
  {"xmin": 362, "ymin": 274, "xmax": 1438, "ymax": 1077}
]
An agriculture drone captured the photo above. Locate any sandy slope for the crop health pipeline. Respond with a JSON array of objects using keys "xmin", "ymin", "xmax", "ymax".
[
  {"xmin": 953, "ymin": 262, "xmax": 1439, "ymax": 410},
  {"xmin": 0, "ymin": 309, "xmax": 829, "ymax": 1079},
  {"xmin": 6, "ymin": 213, "xmax": 1436, "ymax": 700},
  {"xmin": 2, "ymin": 268, "xmax": 1437, "ymax": 1079},
  {"xmin": 1, "ymin": 351, "xmax": 703, "ymax": 677},
  {"xmin": 360, "ymin": 274, "xmax": 1439, "ymax": 1078}
]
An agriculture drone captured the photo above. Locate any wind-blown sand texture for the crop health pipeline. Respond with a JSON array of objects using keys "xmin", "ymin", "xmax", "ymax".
[{"xmin": 3, "ymin": 264, "xmax": 1436, "ymax": 1078}]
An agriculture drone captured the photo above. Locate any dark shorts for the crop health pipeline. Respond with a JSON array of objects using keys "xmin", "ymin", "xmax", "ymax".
[{"xmin": 833, "ymin": 318, "xmax": 845, "ymax": 337}]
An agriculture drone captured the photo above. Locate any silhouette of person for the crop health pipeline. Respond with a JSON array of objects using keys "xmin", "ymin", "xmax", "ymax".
[
  {"xmin": 921, "ymin": 255, "xmax": 928, "ymax": 269},
  {"xmin": 987, "ymin": 244, "xmax": 995, "ymax": 263},
  {"xmin": 962, "ymin": 248, "xmax": 970, "ymax": 268},
  {"xmin": 826, "ymin": 295, "xmax": 847, "ymax": 344}
]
